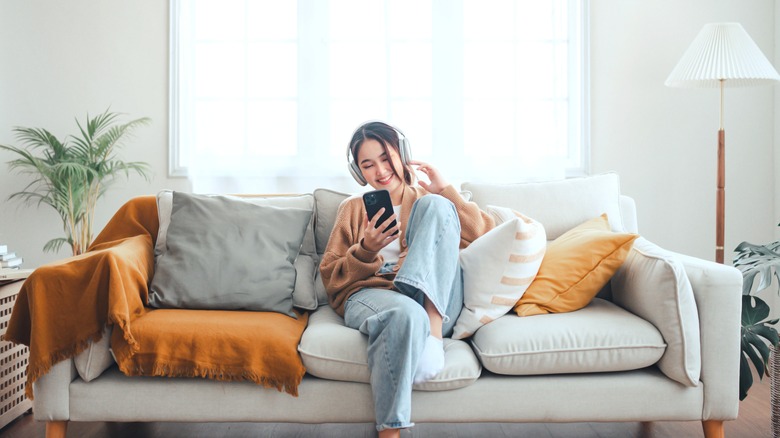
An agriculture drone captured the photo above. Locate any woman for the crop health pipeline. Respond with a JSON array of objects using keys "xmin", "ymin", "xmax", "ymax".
[{"xmin": 319, "ymin": 121, "xmax": 494, "ymax": 437}]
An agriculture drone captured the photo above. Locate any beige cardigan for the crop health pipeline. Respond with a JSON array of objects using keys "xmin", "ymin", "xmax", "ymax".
[{"xmin": 319, "ymin": 184, "xmax": 495, "ymax": 316}]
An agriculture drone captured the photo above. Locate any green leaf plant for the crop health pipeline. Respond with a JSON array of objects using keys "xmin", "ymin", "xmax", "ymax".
[
  {"xmin": 733, "ymin": 230, "xmax": 780, "ymax": 400},
  {"xmin": 1, "ymin": 109, "xmax": 151, "ymax": 256}
]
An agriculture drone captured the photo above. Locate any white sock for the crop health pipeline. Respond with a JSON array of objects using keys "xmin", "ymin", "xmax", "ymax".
[{"xmin": 413, "ymin": 336, "xmax": 445, "ymax": 384}]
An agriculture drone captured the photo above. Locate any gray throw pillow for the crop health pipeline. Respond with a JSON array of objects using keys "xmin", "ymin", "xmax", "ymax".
[
  {"xmin": 149, "ymin": 192, "xmax": 312, "ymax": 317},
  {"xmin": 155, "ymin": 190, "xmax": 320, "ymax": 310}
]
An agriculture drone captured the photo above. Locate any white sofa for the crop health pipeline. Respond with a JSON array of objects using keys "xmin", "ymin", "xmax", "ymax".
[{"xmin": 32, "ymin": 173, "xmax": 741, "ymax": 438}]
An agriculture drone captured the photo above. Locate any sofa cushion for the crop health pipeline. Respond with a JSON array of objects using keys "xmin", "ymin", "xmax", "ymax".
[
  {"xmin": 111, "ymin": 308, "xmax": 308, "ymax": 396},
  {"xmin": 313, "ymin": 188, "xmax": 351, "ymax": 306},
  {"xmin": 462, "ymin": 172, "xmax": 626, "ymax": 240},
  {"xmin": 150, "ymin": 192, "xmax": 312, "ymax": 316},
  {"xmin": 452, "ymin": 207, "xmax": 546, "ymax": 339},
  {"xmin": 611, "ymin": 237, "xmax": 701, "ymax": 387},
  {"xmin": 74, "ymin": 325, "xmax": 114, "ymax": 382},
  {"xmin": 514, "ymin": 214, "xmax": 638, "ymax": 317},
  {"xmin": 471, "ymin": 298, "xmax": 666, "ymax": 375},
  {"xmin": 156, "ymin": 190, "xmax": 320, "ymax": 310},
  {"xmin": 299, "ymin": 305, "xmax": 482, "ymax": 391},
  {"xmin": 313, "ymin": 188, "xmax": 351, "ymax": 256}
]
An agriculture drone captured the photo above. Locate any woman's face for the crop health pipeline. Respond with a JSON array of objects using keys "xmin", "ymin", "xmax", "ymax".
[{"xmin": 356, "ymin": 138, "xmax": 405, "ymax": 198}]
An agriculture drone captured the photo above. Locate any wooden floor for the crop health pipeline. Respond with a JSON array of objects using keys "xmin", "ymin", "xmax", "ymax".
[{"xmin": 0, "ymin": 376, "xmax": 772, "ymax": 438}]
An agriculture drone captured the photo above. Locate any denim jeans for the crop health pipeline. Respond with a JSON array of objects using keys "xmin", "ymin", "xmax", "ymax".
[{"xmin": 343, "ymin": 195, "xmax": 464, "ymax": 431}]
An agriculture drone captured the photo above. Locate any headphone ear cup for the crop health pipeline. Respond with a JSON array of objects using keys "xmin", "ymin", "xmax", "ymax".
[
  {"xmin": 348, "ymin": 161, "xmax": 367, "ymax": 186},
  {"xmin": 399, "ymin": 137, "xmax": 411, "ymax": 165}
]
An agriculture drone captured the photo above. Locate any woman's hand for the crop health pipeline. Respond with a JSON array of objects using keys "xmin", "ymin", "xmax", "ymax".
[
  {"xmin": 361, "ymin": 208, "xmax": 400, "ymax": 252},
  {"xmin": 410, "ymin": 160, "xmax": 449, "ymax": 194}
]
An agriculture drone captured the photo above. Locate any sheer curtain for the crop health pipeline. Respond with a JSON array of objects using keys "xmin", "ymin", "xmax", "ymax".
[{"xmin": 170, "ymin": 0, "xmax": 588, "ymax": 194}]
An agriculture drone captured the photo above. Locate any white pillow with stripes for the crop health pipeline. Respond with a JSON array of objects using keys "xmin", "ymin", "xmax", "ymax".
[{"xmin": 452, "ymin": 206, "xmax": 546, "ymax": 340}]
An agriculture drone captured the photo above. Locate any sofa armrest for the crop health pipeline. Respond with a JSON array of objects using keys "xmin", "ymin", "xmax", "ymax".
[
  {"xmin": 32, "ymin": 358, "xmax": 77, "ymax": 421},
  {"xmin": 674, "ymin": 252, "xmax": 742, "ymax": 420},
  {"xmin": 611, "ymin": 238, "xmax": 702, "ymax": 387},
  {"xmin": 612, "ymin": 238, "xmax": 742, "ymax": 420}
]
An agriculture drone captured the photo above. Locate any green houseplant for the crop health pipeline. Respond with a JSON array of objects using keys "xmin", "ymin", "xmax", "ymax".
[
  {"xmin": 1, "ymin": 109, "xmax": 151, "ymax": 256},
  {"xmin": 733, "ymin": 224, "xmax": 780, "ymax": 401}
]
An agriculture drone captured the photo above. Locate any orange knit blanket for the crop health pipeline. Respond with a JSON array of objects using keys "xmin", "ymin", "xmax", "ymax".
[{"xmin": 3, "ymin": 196, "xmax": 308, "ymax": 398}]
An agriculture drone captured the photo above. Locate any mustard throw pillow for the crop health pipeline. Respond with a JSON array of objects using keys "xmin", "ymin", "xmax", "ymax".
[{"xmin": 514, "ymin": 214, "xmax": 638, "ymax": 317}]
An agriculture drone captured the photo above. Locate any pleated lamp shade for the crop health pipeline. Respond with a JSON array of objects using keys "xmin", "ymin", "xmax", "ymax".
[{"xmin": 665, "ymin": 23, "xmax": 780, "ymax": 89}]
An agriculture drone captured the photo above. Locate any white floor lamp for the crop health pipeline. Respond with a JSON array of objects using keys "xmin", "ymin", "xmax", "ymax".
[{"xmin": 665, "ymin": 22, "xmax": 779, "ymax": 264}]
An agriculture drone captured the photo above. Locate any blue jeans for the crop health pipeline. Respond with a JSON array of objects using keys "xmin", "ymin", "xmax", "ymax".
[{"xmin": 343, "ymin": 195, "xmax": 464, "ymax": 431}]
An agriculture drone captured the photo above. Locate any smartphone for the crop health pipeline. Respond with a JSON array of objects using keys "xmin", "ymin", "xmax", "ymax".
[{"xmin": 362, "ymin": 189, "xmax": 399, "ymax": 235}]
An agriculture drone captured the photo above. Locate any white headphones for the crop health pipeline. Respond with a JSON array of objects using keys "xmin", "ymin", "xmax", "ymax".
[{"xmin": 346, "ymin": 122, "xmax": 412, "ymax": 186}]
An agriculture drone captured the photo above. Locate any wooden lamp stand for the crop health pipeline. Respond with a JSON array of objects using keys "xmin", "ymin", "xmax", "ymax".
[{"xmin": 715, "ymin": 79, "xmax": 725, "ymax": 264}]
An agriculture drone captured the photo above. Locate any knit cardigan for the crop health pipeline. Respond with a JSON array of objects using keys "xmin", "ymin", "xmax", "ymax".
[{"xmin": 319, "ymin": 184, "xmax": 495, "ymax": 317}]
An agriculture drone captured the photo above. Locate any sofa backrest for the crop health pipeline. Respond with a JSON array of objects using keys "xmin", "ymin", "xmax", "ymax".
[
  {"xmin": 309, "ymin": 173, "xmax": 638, "ymax": 306},
  {"xmin": 312, "ymin": 173, "xmax": 638, "ymax": 253},
  {"xmin": 462, "ymin": 172, "xmax": 635, "ymax": 240}
]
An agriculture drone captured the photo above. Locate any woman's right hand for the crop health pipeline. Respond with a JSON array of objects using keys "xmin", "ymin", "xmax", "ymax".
[{"xmin": 361, "ymin": 208, "xmax": 400, "ymax": 252}]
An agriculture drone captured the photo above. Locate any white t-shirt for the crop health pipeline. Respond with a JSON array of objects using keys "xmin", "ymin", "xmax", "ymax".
[{"xmin": 378, "ymin": 205, "xmax": 402, "ymax": 264}]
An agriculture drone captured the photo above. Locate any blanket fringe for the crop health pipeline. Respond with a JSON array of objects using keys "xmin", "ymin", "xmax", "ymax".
[
  {"xmin": 109, "ymin": 314, "xmax": 140, "ymax": 352},
  {"xmin": 117, "ymin": 360, "xmax": 303, "ymax": 397}
]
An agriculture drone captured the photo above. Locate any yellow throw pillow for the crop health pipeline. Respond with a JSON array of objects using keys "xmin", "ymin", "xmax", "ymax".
[{"xmin": 514, "ymin": 214, "xmax": 638, "ymax": 317}]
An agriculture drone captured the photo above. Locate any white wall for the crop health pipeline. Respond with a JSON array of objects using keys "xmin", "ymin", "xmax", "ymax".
[
  {"xmin": 0, "ymin": 0, "xmax": 191, "ymax": 268},
  {"xmin": 0, "ymin": 0, "xmax": 776, "ymax": 269},
  {"xmin": 591, "ymin": 0, "xmax": 777, "ymax": 261},
  {"xmin": 776, "ymin": 3, "xmax": 780, "ymax": 242}
]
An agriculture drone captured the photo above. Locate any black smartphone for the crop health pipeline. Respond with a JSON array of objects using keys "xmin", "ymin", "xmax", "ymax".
[{"xmin": 362, "ymin": 189, "xmax": 399, "ymax": 235}]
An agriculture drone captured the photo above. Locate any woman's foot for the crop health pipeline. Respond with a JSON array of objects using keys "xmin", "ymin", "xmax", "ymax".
[{"xmin": 414, "ymin": 335, "xmax": 445, "ymax": 383}]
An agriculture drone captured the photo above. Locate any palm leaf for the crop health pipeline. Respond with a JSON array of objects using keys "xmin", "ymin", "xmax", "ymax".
[
  {"xmin": 2, "ymin": 109, "xmax": 151, "ymax": 255},
  {"xmin": 90, "ymin": 118, "xmax": 150, "ymax": 161},
  {"xmin": 12, "ymin": 127, "xmax": 66, "ymax": 154},
  {"xmin": 43, "ymin": 238, "xmax": 71, "ymax": 254}
]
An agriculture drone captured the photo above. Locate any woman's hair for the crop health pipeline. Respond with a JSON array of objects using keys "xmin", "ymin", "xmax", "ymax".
[{"xmin": 349, "ymin": 121, "xmax": 415, "ymax": 185}]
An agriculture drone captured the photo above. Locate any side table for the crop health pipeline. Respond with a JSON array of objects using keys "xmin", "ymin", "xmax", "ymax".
[{"xmin": 0, "ymin": 272, "xmax": 33, "ymax": 430}]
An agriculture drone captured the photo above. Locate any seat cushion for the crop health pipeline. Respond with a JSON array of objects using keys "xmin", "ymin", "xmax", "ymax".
[
  {"xmin": 299, "ymin": 305, "xmax": 482, "ymax": 391},
  {"xmin": 111, "ymin": 308, "xmax": 308, "ymax": 396},
  {"xmin": 471, "ymin": 298, "xmax": 666, "ymax": 375}
]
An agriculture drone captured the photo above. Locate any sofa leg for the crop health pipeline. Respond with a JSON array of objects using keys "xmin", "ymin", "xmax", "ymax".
[
  {"xmin": 46, "ymin": 420, "xmax": 68, "ymax": 438},
  {"xmin": 702, "ymin": 420, "xmax": 724, "ymax": 438}
]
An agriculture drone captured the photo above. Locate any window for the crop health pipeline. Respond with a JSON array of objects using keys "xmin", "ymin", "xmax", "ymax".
[{"xmin": 170, "ymin": 0, "xmax": 589, "ymax": 193}]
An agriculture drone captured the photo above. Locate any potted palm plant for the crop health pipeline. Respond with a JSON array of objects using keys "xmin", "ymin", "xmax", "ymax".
[
  {"xmin": 733, "ymin": 227, "xmax": 780, "ymax": 402},
  {"xmin": 1, "ymin": 109, "xmax": 151, "ymax": 256}
]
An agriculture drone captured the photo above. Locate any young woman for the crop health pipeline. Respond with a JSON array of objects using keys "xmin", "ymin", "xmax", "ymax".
[{"xmin": 319, "ymin": 121, "xmax": 495, "ymax": 437}]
